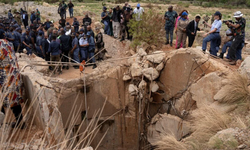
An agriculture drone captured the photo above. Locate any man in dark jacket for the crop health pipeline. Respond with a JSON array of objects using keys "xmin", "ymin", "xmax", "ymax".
[
  {"xmin": 186, "ymin": 16, "xmax": 201, "ymax": 47},
  {"xmin": 59, "ymin": 28, "xmax": 71, "ymax": 69},
  {"xmin": 68, "ymin": 1, "xmax": 74, "ymax": 18},
  {"xmin": 22, "ymin": 11, "xmax": 29, "ymax": 29},
  {"xmin": 44, "ymin": 19, "xmax": 52, "ymax": 31},
  {"xmin": 112, "ymin": 6, "xmax": 121, "ymax": 39},
  {"xmin": 82, "ymin": 14, "xmax": 92, "ymax": 33},
  {"xmin": 42, "ymin": 33, "xmax": 52, "ymax": 70}
]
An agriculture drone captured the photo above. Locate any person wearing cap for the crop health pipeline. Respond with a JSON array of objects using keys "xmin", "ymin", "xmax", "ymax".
[
  {"xmin": 226, "ymin": 11, "xmax": 246, "ymax": 65},
  {"xmin": 101, "ymin": 6, "xmax": 111, "ymax": 35},
  {"xmin": 36, "ymin": 9, "xmax": 41, "ymax": 22},
  {"xmin": 8, "ymin": 10, "xmax": 13, "ymax": 20},
  {"xmin": 87, "ymin": 31, "xmax": 97, "ymax": 69},
  {"xmin": 79, "ymin": 33, "xmax": 88, "ymax": 62},
  {"xmin": 21, "ymin": 29, "xmax": 32, "ymax": 55},
  {"xmin": 73, "ymin": 18, "xmax": 79, "ymax": 32},
  {"xmin": 133, "ymin": 3, "xmax": 144, "ymax": 21},
  {"xmin": 36, "ymin": 32, "xmax": 45, "ymax": 58},
  {"xmin": 48, "ymin": 35, "xmax": 62, "ymax": 74},
  {"xmin": 59, "ymin": 29, "xmax": 71, "ymax": 69},
  {"xmin": 202, "ymin": 11, "xmax": 222, "ymax": 56},
  {"xmin": 22, "ymin": 11, "xmax": 29, "ymax": 29},
  {"xmin": 95, "ymin": 27, "xmax": 105, "ymax": 61},
  {"xmin": 68, "ymin": 1, "xmax": 74, "ymax": 18},
  {"xmin": 164, "ymin": 6, "xmax": 178, "ymax": 46},
  {"xmin": 176, "ymin": 12, "xmax": 189, "ymax": 49},
  {"xmin": 70, "ymin": 33, "xmax": 80, "ymax": 68},
  {"xmin": 112, "ymin": 6, "xmax": 121, "ymax": 39},
  {"xmin": 87, "ymin": 25, "xmax": 95, "ymax": 38}
]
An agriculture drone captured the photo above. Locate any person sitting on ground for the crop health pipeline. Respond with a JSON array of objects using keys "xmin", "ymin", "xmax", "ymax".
[
  {"xmin": 48, "ymin": 35, "xmax": 62, "ymax": 74},
  {"xmin": 73, "ymin": 18, "xmax": 79, "ymax": 32},
  {"xmin": 176, "ymin": 11, "xmax": 189, "ymax": 49},
  {"xmin": 0, "ymin": 39, "xmax": 25, "ymax": 129},
  {"xmin": 79, "ymin": 33, "xmax": 88, "ymax": 62},
  {"xmin": 87, "ymin": 31, "xmax": 97, "ymax": 69},
  {"xmin": 186, "ymin": 15, "xmax": 201, "ymax": 47},
  {"xmin": 70, "ymin": 32, "xmax": 80, "ymax": 68},
  {"xmin": 202, "ymin": 11, "xmax": 222, "ymax": 56}
]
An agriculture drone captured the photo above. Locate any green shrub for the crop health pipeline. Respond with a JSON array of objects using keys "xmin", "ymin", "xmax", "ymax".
[{"xmin": 128, "ymin": 9, "xmax": 165, "ymax": 49}]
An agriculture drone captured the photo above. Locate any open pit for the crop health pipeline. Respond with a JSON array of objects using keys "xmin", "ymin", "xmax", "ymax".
[{"xmin": 16, "ymin": 31, "xmax": 247, "ymax": 149}]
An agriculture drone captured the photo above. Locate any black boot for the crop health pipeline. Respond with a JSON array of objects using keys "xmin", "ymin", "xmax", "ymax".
[
  {"xmin": 219, "ymin": 53, "xmax": 224, "ymax": 59},
  {"xmin": 92, "ymin": 64, "xmax": 97, "ymax": 69},
  {"xmin": 165, "ymin": 41, "xmax": 169, "ymax": 45},
  {"xmin": 11, "ymin": 105, "xmax": 25, "ymax": 129},
  {"xmin": 120, "ymin": 37, "xmax": 125, "ymax": 42}
]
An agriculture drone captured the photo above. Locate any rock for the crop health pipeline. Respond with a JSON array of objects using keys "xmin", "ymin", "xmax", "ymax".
[
  {"xmin": 94, "ymin": 22, "xmax": 102, "ymax": 29},
  {"xmin": 156, "ymin": 62, "xmax": 164, "ymax": 71},
  {"xmin": 130, "ymin": 63, "xmax": 142, "ymax": 77},
  {"xmin": 150, "ymin": 81, "xmax": 159, "ymax": 92},
  {"xmin": 190, "ymin": 72, "xmax": 222, "ymax": 108},
  {"xmin": 238, "ymin": 144, "xmax": 247, "ymax": 149},
  {"xmin": 147, "ymin": 113, "xmax": 191, "ymax": 144},
  {"xmin": 139, "ymin": 80, "xmax": 147, "ymax": 89},
  {"xmin": 81, "ymin": 147, "xmax": 94, "ymax": 150},
  {"xmin": 123, "ymin": 74, "xmax": 131, "ymax": 81},
  {"xmin": 146, "ymin": 52, "xmax": 165, "ymax": 64},
  {"xmin": 208, "ymin": 128, "xmax": 239, "ymax": 149},
  {"xmin": 142, "ymin": 67, "xmax": 159, "ymax": 81},
  {"xmin": 128, "ymin": 54, "xmax": 141, "ymax": 65},
  {"xmin": 137, "ymin": 48, "xmax": 147, "ymax": 57},
  {"xmin": 239, "ymin": 56, "xmax": 250, "ymax": 79},
  {"xmin": 129, "ymin": 84, "xmax": 138, "ymax": 96},
  {"xmin": 214, "ymin": 85, "xmax": 232, "ymax": 103}
]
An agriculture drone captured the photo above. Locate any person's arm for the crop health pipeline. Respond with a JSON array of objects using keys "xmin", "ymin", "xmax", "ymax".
[
  {"xmin": 204, "ymin": 22, "xmax": 212, "ymax": 28},
  {"xmin": 177, "ymin": 20, "xmax": 184, "ymax": 31},
  {"xmin": 101, "ymin": 13, "xmax": 107, "ymax": 19},
  {"xmin": 227, "ymin": 22, "xmax": 241, "ymax": 29}
]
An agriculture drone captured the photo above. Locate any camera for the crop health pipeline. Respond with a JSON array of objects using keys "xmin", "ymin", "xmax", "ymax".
[{"xmin": 223, "ymin": 20, "xmax": 234, "ymax": 24}]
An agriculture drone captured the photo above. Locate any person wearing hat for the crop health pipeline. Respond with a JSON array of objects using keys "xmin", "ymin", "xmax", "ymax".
[
  {"xmin": 70, "ymin": 32, "xmax": 80, "ymax": 68},
  {"xmin": 112, "ymin": 6, "xmax": 121, "ymax": 39},
  {"xmin": 226, "ymin": 11, "xmax": 246, "ymax": 65},
  {"xmin": 87, "ymin": 31, "xmax": 97, "ymax": 69},
  {"xmin": 164, "ymin": 6, "xmax": 178, "ymax": 46},
  {"xmin": 133, "ymin": 3, "xmax": 144, "ymax": 21},
  {"xmin": 79, "ymin": 33, "xmax": 88, "ymax": 62},
  {"xmin": 176, "ymin": 12, "xmax": 189, "ymax": 49},
  {"xmin": 73, "ymin": 18, "xmax": 79, "ymax": 32},
  {"xmin": 21, "ymin": 29, "xmax": 32, "ymax": 55},
  {"xmin": 101, "ymin": 6, "xmax": 111, "ymax": 35},
  {"xmin": 95, "ymin": 27, "xmax": 105, "ymax": 61},
  {"xmin": 202, "ymin": 11, "xmax": 222, "ymax": 56}
]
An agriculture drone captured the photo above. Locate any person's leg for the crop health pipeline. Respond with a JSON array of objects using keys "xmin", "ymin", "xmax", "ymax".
[
  {"xmin": 236, "ymin": 42, "xmax": 244, "ymax": 60},
  {"xmin": 177, "ymin": 31, "xmax": 182, "ymax": 49},
  {"xmin": 228, "ymin": 36, "xmax": 244, "ymax": 61},
  {"xmin": 73, "ymin": 48, "xmax": 80, "ymax": 63},
  {"xmin": 72, "ymin": 8, "xmax": 73, "ymax": 17},
  {"xmin": 188, "ymin": 36, "xmax": 195, "ymax": 47},
  {"xmin": 125, "ymin": 25, "xmax": 130, "ymax": 39},
  {"xmin": 165, "ymin": 27, "xmax": 169, "ymax": 44},
  {"xmin": 11, "ymin": 104, "xmax": 23, "ymax": 127},
  {"xmin": 112, "ymin": 21, "xmax": 116, "ymax": 38},
  {"xmin": 117, "ymin": 22, "xmax": 121, "ymax": 39},
  {"xmin": 182, "ymin": 33, "xmax": 187, "ymax": 48},
  {"xmin": 26, "ymin": 47, "xmax": 32, "ymax": 55},
  {"xmin": 210, "ymin": 39, "xmax": 217, "ymax": 56},
  {"xmin": 202, "ymin": 34, "xmax": 215, "ymax": 52},
  {"xmin": 80, "ymin": 48, "xmax": 86, "ymax": 62},
  {"xmin": 169, "ymin": 26, "xmax": 174, "ymax": 46}
]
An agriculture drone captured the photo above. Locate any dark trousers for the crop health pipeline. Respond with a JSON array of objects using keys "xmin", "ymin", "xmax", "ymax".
[
  {"xmin": 51, "ymin": 54, "xmax": 61, "ymax": 71},
  {"xmin": 121, "ymin": 24, "xmax": 130, "ymax": 39},
  {"xmin": 62, "ymin": 50, "xmax": 69, "ymax": 66},
  {"xmin": 1, "ymin": 105, "xmax": 23, "ymax": 125},
  {"xmin": 228, "ymin": 35, "xmax": 244, "ymax": 61},
  {"xmin": 188, "ymin": 35, "xmax": 195, "ymax": 47}
]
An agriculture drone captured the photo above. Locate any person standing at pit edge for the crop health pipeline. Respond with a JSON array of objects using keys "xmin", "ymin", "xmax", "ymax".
[
  {"xmin": 226, "ymin": 11, "xmax": 246, "ymax": 65},
  {"xmin": 186, "ymin": 16, "xmax": 201, "ymax": 47},
  {"xmin": 202, "ymin": 11, "xmax": 222, "ymax": 56},
  {"xmin": 164, "ymin": 6, "xmax": 178, "ymax": 47}
]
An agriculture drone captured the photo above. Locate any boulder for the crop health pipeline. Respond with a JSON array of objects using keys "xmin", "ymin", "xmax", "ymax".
[
  {"xmin": 156, "ymin": 62, "xmax": 164, "ymax": 71},
  {"xmin": 123, "ymin": 74, "xmax": 131, "ymax": 81},
  {"xmin": 130, "ymin": 63, "xmax": 142, "ymax": 77},
  {"xmin": 146, "ymin": 52, "xmax": 165, "ymax": 64},
  {"xmin": 150, "ymin": 81, "xmax": 159, "ymax": 92},
  {"xmin": 81, "ymin": 147, "xmax": 94, "ymax": 150},
  {"xmin": 139, "ymin": 80, "xmax": 147, "ymax": 89},
  {"xmin": 239, "ymin": 56, "xmax": 250, "ymax": 79},
  {"xmin": 128, "ymin": 54, "xmax": 141, "ymax": 66},
  {"xmin": 137, "ymin": 48, "xmax": 147, "ymax": 57},
  {"xmin": 190, "ymin": 72, "xmax": 222, "ymax": 108},
  {"xmin": 214, "ymin": 85, "xmax": 231, "ymax": 102},
  {"xmin": 147, "ymin": 113, "xmax": 191, "ymax": 144},
  {"xmin": 129, "ymin": 84, "xmax": 138, "ymax": 96},
  {"xmin": 142, "ymin": 67, "xmax": 159, "ymax": 81}
]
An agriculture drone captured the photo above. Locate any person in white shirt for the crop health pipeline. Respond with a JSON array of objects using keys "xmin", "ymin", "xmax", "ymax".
[{"xmin": 133, "ymin": 3, "xmax": 144, "ymax": 21}]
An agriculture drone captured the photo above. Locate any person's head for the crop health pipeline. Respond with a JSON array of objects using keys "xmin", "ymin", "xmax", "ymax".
[
  {"xmin": 168, "ymin": 6, "xmax": 173, "ymax": 12},
  {"xmin": 116, "ymin": 5, "xmax": 120, "ymax": 11},
  {"xmin": 33, "ymin": 20, "xmax": 37, "ymax": 24},
  {"xmin": 87, "ymin": 32, "xmax": 91, "ymax": 37},
  {"xmin": 195, "ymin": 16, "xmax": 201, "ymax": 23},
  {"xmin": 179, "ymin": 10, "xmax": 188, "ymax": 16},
  {"xmin": 137, "ymin": 3, "xmax": 140, "ymax": 9},
  {"xmin": 80, "ymin": 28, "xmax": 84, "ymax": 34},
  {"xmin": 103, "ymin": 7, "xmax": 107, "ymax": 12},
  {"xmin": 233, "ymin": 11, "xmax": 243, "ymax": 21},
  {"xmin": 85, "ymin": 14, "xmax": 89, "ymax": 18},
  {"xmin": 9, "ymin": 26, "xmax": 14, "ymax": 32},
  {"xmin": 46, "ymin": 19, "xmax": 49, "ymax": 22},
  {"xmin": 0, "ymin": 23, "xmax": 3, "ymax": 29},
  {"xmin": 38, "ymin": 32, "xmax": 43, "ymax": 36},
  {"xmin": 125, "ymin": 2, "xmax": 128, "ymax": 6},
  {"xmin": 52, "ymin": 35, "xmax": 57, "ymax": 41},
  {"xmin": 53, "ymin": 29, "xmax": 57, "ymax": 34},
  {"xmin": 62, "ymin": 1, "xmax": 65, "ymax": 4},
  {"xmin": 50, "ymin": 23, "xmax": 54, "ymax": 27},
  {"xmin": 16, "ymin": 27, "xmax": 21, "ymax": 33},
  {"xmin": 48, "ymin": 28, "xmax": 52, "ymax": 34},
  {"xmin": 60, "ymin": 28, "xmax": 65, "ymax": 35},
  {"xmin": 109, "ymin": 8, "xmax": 112, "ymax": 13},
  {"xmin": 71, "ymin": 32, "xmax": 76, "ymax": 38},
  {"xmin": 181, "ymin": 12, "xmax": 188, "ymax": 19},
  {"xmin": 58, "ymin": 31, "xmax": 61, "ymax": 36},
  {"xmin": 9, "ymin": 10, "xmax": 11, "ymax": 12},
  {"xmin": 66, "ymin": 22, "xmax": 70, "ymax": 26},
  {"xmin": 214, "ymin": 11, "xmax": 222, "ymax": 20},
  {"xmin": 25, "ymin": 29, "xmax": 30, "ymax": 34},
  {"xmin": 76, "ymin": 32, "xmax": 80, "ymax": 37},
  {"xmin": 74, "ymin": 18, "xmax": 77, "ymax": 21},
  {"xmin": 44, "ymin": 33, "xmax": 48, "ymax": 39},
  {"xmin": 69, "ymin": 0, "xmax": 72, "ymax": 3},
  {"xmin": 87, "ymin": 25, "xmax": 91, "ymax": 31},
  {"xmin": 36, "ymin": 8, "xmax": 38, "ymax": 12}
]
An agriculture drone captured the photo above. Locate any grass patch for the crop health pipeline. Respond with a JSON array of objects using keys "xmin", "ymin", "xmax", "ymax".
[{"xmin": 153, "ymin": 135, "xmax": 187, "ymax": 150}]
